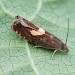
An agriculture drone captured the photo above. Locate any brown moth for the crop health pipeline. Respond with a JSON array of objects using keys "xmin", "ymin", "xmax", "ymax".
[{"xmin": 12, "ymin": 16, "xmax": 69, "ymax": 58}]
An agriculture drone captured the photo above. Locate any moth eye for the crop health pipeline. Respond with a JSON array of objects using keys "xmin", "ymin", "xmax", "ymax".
[{"xmin": 16, "ymin": 15, "xmax": 19, "ymax": 19}]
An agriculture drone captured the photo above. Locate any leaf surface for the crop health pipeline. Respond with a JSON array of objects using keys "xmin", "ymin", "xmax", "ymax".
[{"xmin": 0, "ymin": 0, "xmax": 75, "ymax": 75}]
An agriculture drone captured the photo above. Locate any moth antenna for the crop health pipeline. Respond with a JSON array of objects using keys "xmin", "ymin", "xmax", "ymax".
[{"xmin": 65, "ymin": 18, "xmax": 69, "ymax": 45}]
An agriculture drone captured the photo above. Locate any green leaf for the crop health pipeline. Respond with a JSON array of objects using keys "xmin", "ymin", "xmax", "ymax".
[{"xmin": 0, "ymin": 0, "xmax": 75, "ymax": 75}]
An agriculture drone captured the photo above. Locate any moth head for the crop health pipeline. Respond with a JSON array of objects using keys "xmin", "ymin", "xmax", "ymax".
[
  {"xmin": 11, "ymin": 16, "xmax": 22, "ymax": 33},
  {"xmin": 61, "ymin": 44, "xmax": 69, "ymax": 53},
  {"xmin": 12, "ymin": 16, "xmax": 25, "ymax": 29},
  {"xmin": 12, "ymin": 16, "xmax": 21, "ymax": 26}
]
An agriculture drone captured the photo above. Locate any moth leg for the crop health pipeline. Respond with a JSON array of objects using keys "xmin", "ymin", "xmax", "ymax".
[
  {"xmin": 52, "ymin": 49, "xmax": 58, "ymax": 59},
  {"xmin": 33, "ymin": 46, "xmax": 42, "ymax": 48}
]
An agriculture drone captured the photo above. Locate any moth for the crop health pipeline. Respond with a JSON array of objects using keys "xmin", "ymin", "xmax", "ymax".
[{"xmin": 12, "ymin": 16, "xmax": 69, "ymax": 58}]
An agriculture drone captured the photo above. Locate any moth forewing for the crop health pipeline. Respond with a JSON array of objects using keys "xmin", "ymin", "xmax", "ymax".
[{"xmin": 12, "ymin": 16, "xmax": 69, "ymax": 59}]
